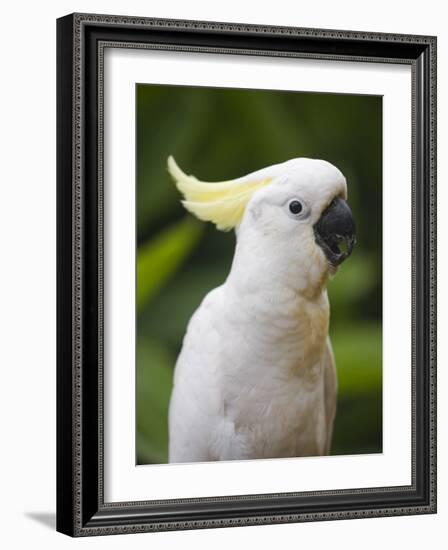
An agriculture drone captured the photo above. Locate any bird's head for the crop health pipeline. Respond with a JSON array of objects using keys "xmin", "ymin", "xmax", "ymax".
[{"xmin": 168, "ymin": 156, "xmax": 356, "ymax": 296}]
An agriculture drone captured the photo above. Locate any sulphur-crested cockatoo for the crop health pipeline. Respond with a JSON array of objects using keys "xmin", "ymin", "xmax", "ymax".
[{"xmin": 167, "ymin": 156, "xmax": 355, "ymax": 463}]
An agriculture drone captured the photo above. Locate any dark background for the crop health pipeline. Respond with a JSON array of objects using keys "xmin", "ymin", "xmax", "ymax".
[{"xmin": 136, "ymin": 84, "xmax": 382, "ymax": 464}]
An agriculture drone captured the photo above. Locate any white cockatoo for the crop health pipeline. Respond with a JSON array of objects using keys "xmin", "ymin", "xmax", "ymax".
[{"xmin": 167, "ymin": 156, "xmax": 356, "ymax": 463}]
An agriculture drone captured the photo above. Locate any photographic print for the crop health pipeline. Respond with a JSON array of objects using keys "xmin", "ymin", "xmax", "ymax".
[
  {"xmin": 136, "ymin": 84, "xmax": 383, "ymax": 465},
  {"xmin": 57, "ymin": 14, "xmax": 436, "ymax": 535}
]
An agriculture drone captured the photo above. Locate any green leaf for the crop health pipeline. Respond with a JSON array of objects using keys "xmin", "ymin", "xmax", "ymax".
[
  {"xmin": 137, "ymin": 217, "xmax": 203, "ymax": 313},
  {"xmin": 136, "ymin": 339, "xmax": 174, "ymax": 464},
  {"xmin": 327, "ymin": 253, "xmax": 378, "ymax": 318},
  {"xmin": 331, "ymin": 322, "xmax": 382, "ymax": 397},
  {"xmin": 330, "ymin": 322, "xmax": 382, "ymax": 455}
]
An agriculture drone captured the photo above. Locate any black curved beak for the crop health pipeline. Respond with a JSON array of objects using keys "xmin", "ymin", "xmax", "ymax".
[{"xmin": 314, "ymin": 197, "xmax": 356, "ymax": 267}]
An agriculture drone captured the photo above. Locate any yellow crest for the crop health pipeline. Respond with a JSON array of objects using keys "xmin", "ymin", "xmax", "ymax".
[{"xmin": 167, "ymin": 156, "xmax": 272, "ymax": 231}]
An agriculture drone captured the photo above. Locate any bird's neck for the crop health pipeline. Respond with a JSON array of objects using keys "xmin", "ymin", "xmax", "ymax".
[
  {"xmin": 224, "ymin": 270, "xmax": 330, "ymax": 376},
  {"xmin": 224, "ymin": 232, "xmax": 331, "ymax": 372},
  {"xmin": 227, "ymin": 228, "xmax": 331, "ymax": 301}
]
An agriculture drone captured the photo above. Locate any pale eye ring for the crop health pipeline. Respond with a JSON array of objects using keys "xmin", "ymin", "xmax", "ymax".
[{"xmin": 288, "ymin": 200, "xmax": 303, "ymax": 215}]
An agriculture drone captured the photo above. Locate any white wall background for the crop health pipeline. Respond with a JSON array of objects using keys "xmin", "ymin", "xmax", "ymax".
[{"xmin": 0, "ymin": 1, "xmax": 445, "ymax": 548}]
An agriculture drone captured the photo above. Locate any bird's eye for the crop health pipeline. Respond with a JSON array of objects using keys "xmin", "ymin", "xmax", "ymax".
[{"xmin": 288, "ymin": 200, "xmax": 303, "ymax": 215}]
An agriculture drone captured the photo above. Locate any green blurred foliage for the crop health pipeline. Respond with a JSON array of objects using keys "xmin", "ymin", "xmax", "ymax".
[
  {"xmin": 137, "ymin": 217, "xmax": 203, "ymax": 313},
  {"xmin": 136, "ymin": 84, "xmax": 382, "ymax": 464}
]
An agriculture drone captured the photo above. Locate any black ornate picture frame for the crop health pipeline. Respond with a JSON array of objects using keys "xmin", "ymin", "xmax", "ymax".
[{"xmin": 57, "ymin": 13, "xmax": 437, "ymax": 537}]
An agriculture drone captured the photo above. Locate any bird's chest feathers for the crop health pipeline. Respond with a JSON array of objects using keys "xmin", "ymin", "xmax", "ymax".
[
  {"xmin": 225, "ymin": 289, "xmax": 329, "ymax": 375},
  {"xmin": 220, "ymin": 291, "xmax": 329, "ymax": 447}
]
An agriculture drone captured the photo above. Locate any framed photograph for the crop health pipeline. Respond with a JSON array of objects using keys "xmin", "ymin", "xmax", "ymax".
[{"xmin": 56, "ymin": 13, "xmax": 437, "ymax": 536}]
